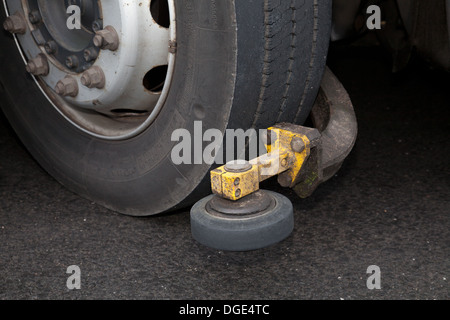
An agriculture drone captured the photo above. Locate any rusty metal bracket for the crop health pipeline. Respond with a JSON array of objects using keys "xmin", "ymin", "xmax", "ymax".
[
  {"xmin": 211, "ymin": 125, "xmax": 319, "ymax": 200},
  {"xmin": 210, "ymin": 67, "xmax": 358, "ymax": 202}
]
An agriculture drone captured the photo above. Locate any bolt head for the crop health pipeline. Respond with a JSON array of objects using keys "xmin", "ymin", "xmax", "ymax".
[
  {"xmin": 3, "ymin": 19, "xmax": 13, "ymax": 31},
  {"xmin": 291, "ymin": 137, "xmax": 305, "ymax": 153},
  {"xmin": 277, "ymin": 172, "xmax": 292, "ymax": 188},
  {"xmin": 55, "ymin": 82, "xmax": 65, "ymax": 95},
  {"xmin": 93, "ymin": 34, "xmax": 103, "ymax": 48},
  {"xmin": 94, "ymin": 26, "xmax": 119, "ymax": 51},
  {"xmin": 55, "ymin": 76, "xmax": 78, "ymax": 97},
  {"xmin": 65, "ymin": 55, "xmax": 79, "ymax": 69},
  {"xmin": 80, "ymin": 73, "xmax": 91, "ymax": 87},
  {"xmin": 25, "ymin": 61, "xmax": 36, "ymax": 74},
  {"xmin": 81, "ymin": 66, "xmax": 105, "ymax": 89},
  {"xmin": 44, "ymin": 41, "xmax": 57, "ymax": 54},
  {"xmin": 26, "ymin": 54, "xmax": 49, "ymax": 76},
  {"xmin": 3, "ymin": 14, "xmax": 26, "ymax": 34},
  {"xmin": 83, "ymin": 47, "xmax": 98, "ymax": 62},
  {"xmin": 28, "ymin": 10, "xmax": 41, "ymax": 24}
]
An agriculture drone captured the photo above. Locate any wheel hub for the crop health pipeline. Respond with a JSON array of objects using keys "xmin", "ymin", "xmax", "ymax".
[
  {"xmin": 27, "ymin": 0, "xmax": 101, "ymax": 73},
  {"xmin": 3, "ymin": 0, "xmax": 176, "ymax": 139}
]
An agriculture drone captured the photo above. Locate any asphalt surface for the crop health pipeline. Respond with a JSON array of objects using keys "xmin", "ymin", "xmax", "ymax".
[{"xmin": 0, "ymin": 44, "xmax": 449, "ymax": 300}]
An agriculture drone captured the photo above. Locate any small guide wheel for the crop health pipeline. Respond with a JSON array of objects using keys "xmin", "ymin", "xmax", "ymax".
[{"xmin": 190, "ymin": 190, "xmax": 294, "ymax": 251}]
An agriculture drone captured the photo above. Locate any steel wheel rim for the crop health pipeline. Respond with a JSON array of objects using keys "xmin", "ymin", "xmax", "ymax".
[{"xmin": 3, "ymin": 0, "xmax": 176, "ymax": 140}]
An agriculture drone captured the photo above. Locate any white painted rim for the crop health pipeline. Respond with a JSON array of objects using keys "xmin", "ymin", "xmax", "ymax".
[{"xmin": 3, "ymin": 0, "xmax": 176, "ymax": 140}]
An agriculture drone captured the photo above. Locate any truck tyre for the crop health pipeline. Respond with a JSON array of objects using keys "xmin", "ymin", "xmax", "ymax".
[{"xmin": 0, "ymin": 0, "xmax": 332, "ymax": 215}]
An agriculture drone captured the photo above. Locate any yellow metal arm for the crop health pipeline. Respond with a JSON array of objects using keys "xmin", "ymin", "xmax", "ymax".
[{"xmin": 210, "ymin": 126, "xmax": 315, "ymax": 201}]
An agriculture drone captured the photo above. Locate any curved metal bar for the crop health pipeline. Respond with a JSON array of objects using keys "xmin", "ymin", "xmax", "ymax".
[{"xmin": 311, "ymin": 67, "xmax": 358, "ymax": 183}]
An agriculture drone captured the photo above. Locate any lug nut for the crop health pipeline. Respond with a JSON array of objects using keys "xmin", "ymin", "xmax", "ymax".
[
  {"xmin": 65, "ymin": 55, "xmax": 79, "ymax": 69},
  {"xmin": 55, "ymin": 76, "xmax": 78, "ymax": 97},
  {"xmin": 83, "ymin": 47, "xmax": 98, "ymax": 62},
  {"xmin": 28, "ymin": 10, "xmax": 41, "ymax": 24},
  {"xmin": 44, "ymin": 40, "xmax": 57, "ymax": 54},
  {"xmin": 3, "ymin": 13, "xmax": 26, "ymax": 34},
  {"xmin": 93, "ymin": 26, "xmax": 119, "ymax": 51},
  {"xmin": 81, "ymin": 66, "xmax": 105, "ymax": 89},
  {"xmin": 291, "ymin": 137, "xmax": 305, "ymax": 153},
  {"xmin": 25, "ymin": 54, "xmax": 49, "ymax": 76}
]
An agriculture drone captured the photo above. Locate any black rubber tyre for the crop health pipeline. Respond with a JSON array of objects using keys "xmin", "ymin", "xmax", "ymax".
[
  {"xmin": 191, "ymin": 190, "xmax": 294, "ymax": 251},
  {"xmin": 0, "ymin": 1, "xmax": 332, "ymax": 216}
]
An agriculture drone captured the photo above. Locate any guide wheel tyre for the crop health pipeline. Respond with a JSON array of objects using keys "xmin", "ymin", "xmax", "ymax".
[{"xmin": 190, "ymin": 190, "xmax": 294, "ymax": 251}]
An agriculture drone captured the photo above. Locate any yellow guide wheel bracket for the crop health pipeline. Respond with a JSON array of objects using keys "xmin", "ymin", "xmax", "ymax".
[{"xmin": 210, "ymin": 123, "xmax": 322, "ymax": 201}]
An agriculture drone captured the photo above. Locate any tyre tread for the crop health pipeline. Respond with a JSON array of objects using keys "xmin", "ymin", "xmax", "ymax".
[{"xmin": 252, "ymin": 0, "xmax": 331, "ymax": 128}]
